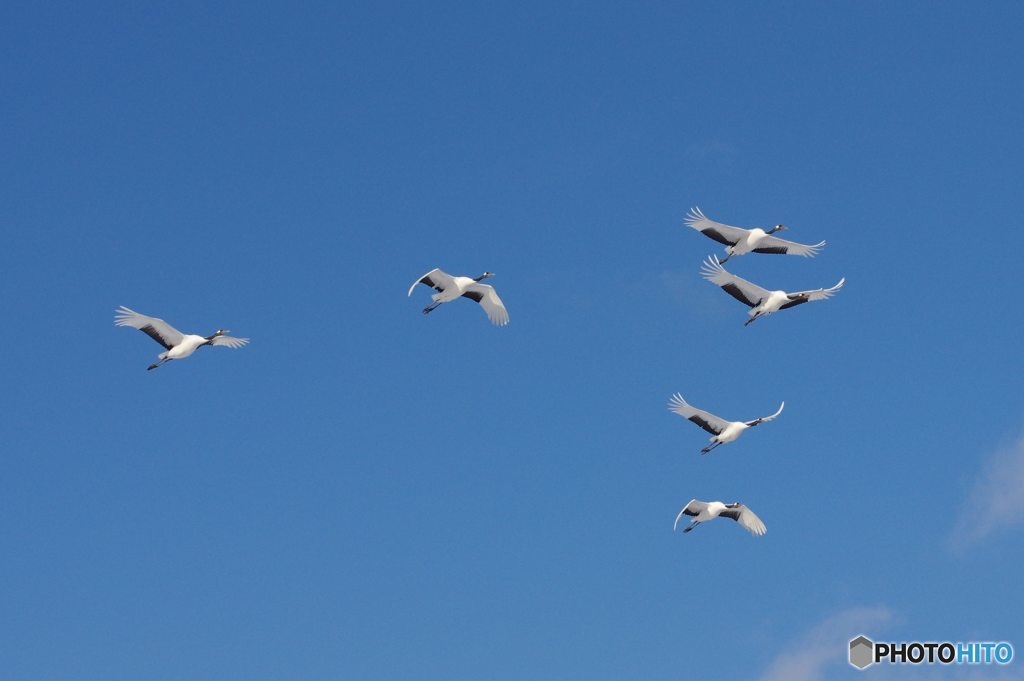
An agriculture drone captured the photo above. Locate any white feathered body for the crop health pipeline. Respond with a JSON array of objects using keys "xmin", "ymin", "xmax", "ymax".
[
  {"xmin": 727, "ymin": 228, "xmax": 770, "ymax": 258},
  {"xmin": 163, "ymin": 335, "xmax": 211, "ymax": 361},
  {"xmin": 713, "ymin": 421, "xmax": 750, "ymax": 445},
  {"xmin": 432, "ymin": 276, "xmax": 477, "ymax": 303},
  {"xmin": 695, "ymin": 501, "xmax": 727, "ymax": 522},
  {"xmin": 749, "ymin": 290, "xmax": 791, "ymax": 320}
]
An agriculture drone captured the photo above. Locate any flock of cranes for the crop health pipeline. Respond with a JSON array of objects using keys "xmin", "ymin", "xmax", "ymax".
[
  {"xmin": 115, "ymin": 269, "xmax": 509, "ymax": 370},
  {"xmin": 115, "ymin": 206, "xmax": 843, "ymax": 539},
  {"xmin": 673, "ymin": 207, "xmax": 844, "ymax": 536}
]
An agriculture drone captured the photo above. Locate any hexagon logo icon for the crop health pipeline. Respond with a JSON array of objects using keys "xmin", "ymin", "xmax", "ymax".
[{"xmin": 849, "ymin": 635, "xmax": 875, "ymax": 669}]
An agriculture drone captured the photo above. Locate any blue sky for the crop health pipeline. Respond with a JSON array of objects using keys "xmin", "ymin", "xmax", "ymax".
[{"xmin": 2, "ymin": 2, "xmax": 1023, "ymax": 679}]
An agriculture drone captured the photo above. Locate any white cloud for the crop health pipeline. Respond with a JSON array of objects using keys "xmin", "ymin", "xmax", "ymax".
[
  {"xmin": 757, "ymin": 605, "xmax": 1024, "ymax": 681},
  {"xmin": 756, "ymin": 606, "xmax": 892, "ymax": 681},
  {"xmin": 951, "ymin": 435, "xmax": 1024, "ymax": 549},
  {"xmin": 868, "ymin": 663, "xmax": 1024, "ymax": 680}
]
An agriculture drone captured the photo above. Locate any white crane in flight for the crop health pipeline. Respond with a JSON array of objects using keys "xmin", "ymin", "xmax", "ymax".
[
  {"xmin": 668, "ymin": 392, "xmax": 784, "ymax": 454},
  {"xmin": 114, "ymin": 306, "xmax": 249, "ymax": 370},
  {"xmin": 684, "ymin": 207, "xmax": 825, "ymax": 263},
  {"xmin": 674, "ymin": 499, "xmax": 767, "ymax": 536},
  {"xmin": 408, "ymin": 269, "xmax": 509, "ymax": 326},
  {"xmin": 701, "ymin": 255, "xmax": 845, "ymax": 326}
]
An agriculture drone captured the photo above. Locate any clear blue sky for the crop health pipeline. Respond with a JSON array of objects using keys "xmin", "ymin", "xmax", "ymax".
[{"xmin": 2, "ymin": 2, "xmax": 1023, "ymax": 679}]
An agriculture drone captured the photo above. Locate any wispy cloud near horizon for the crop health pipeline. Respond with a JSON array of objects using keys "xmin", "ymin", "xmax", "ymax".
[
  {"xmin": 951, "ymin": 434, "xmax": 1024, "ymax": 550},
  {"xmin": 757, "ymin": 605, "xmax": 1024, "ymax": 681},
  {"xmin": 756, "ymin": 606, "xmax": 893, "ymax": 681}
]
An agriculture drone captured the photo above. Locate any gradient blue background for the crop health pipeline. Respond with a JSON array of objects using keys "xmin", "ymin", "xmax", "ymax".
[{"xmin": 2, "ymin": 2, "xmax": 1022, "ymax": 679}]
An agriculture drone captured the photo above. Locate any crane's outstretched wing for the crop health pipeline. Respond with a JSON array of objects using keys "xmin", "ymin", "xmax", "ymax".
[
  {"xmin": 684, "ymin": 207, "xmax": 751, "ymax": 246},
  {"xmin": 668, "ymin": 393, "xmax": 729, "ymax": 435},
  {"xmin": 462, "ymin": 283, "xmax": 509, "ymax": 326},
  {"xmin": 720, "ymin": 504, "xmax": 767, "ymax": 536},
  {"xmin": 407, "ymin": 268, "xmax": 456, "ymax": 297},
  {"xmin": 700, "ymin": 256, "xmax": 770, "ymax": 308},
  {"xmin": 746, "ymin": 402, "xmax": 784, "ymax": 426},
  {"xmin": 673, "ymin": 499, "xmax": 706, "ymax": 531},
  {"xmin": 779, "ymin": 278, "xmax": 846, "ymax": 310},
  {"xmin": 114, "ymin": 306, "xmax": 184, "ymax": 349},
  {"xmin": 751, "ymin": 233, "xmax": 826, "ymax": 257},
  {"xmin": 209, "ymin": 335, "xmax": 250, "ymax": 348}
]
